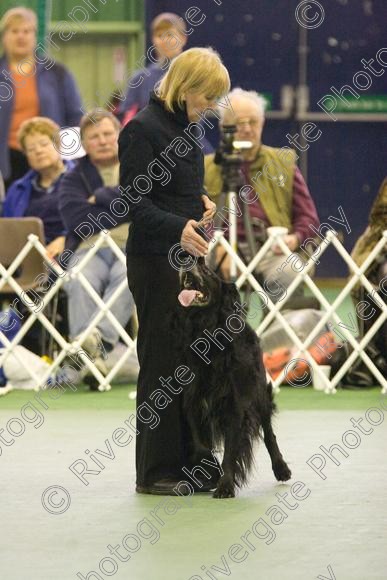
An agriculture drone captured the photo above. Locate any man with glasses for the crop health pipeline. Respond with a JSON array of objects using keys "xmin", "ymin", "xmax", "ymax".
[{"xmin": 204, "ymin": 87, "xmax": 320, "ymax": 303}]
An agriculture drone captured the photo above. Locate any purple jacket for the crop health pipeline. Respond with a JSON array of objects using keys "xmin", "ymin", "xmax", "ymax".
[{"xmin": 0, "ymin": 56, "xmax": 83, "ymax": 180}]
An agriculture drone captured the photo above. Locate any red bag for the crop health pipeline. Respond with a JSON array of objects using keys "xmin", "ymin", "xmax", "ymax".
[{"xmin": 263, "ymin": 331, "xmax": 339, "ymax": 384}]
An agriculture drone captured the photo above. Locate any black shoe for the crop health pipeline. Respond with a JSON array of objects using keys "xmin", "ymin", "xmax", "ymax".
[
  {"xmin": 135, "ymin": 478, "xmax": 216, "ymax": 495},
  {"xmin": 136, "ymin": 479, "xmax": 189, "ymax": 495}
]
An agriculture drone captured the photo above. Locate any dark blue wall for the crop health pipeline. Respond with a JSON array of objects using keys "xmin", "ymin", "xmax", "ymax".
[{"xmin": 146, "ymin": 0, "xmax": 387, "ymax": 277}]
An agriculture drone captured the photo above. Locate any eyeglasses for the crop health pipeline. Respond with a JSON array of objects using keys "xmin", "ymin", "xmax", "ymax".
[{"xmin": 235, "ymin": 118, "xmax": 261, "ymax": 130}]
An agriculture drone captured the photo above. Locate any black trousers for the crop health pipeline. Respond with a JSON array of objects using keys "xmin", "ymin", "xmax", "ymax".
[{"xmin": 127, "ymin": 254, "xmax": 195, "ymax": 486}]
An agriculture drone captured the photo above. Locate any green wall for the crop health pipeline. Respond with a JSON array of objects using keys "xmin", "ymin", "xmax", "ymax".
[
  {"xmin": 1, "ymin": 0, "xmax": 143, "ymax": 21},
  {"xmin": 1, "ymin": 0, "xmax": 145, "ymax": 108}
]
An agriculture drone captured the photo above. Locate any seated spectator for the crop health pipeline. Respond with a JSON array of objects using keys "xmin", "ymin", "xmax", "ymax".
[
  {"xmin": 118, "ymin": 12, "xmax": 187, "ymax": 124},
  {"xmin": 0, "ymin": 7, "xmax": 82, "ymax": 187},
  {"xmin": 204, "ymin": 88, "xmax": 320, "ymax": 304},
  {"xmin": 3, "ymin": 116, "xmax": 74, "ymax": 258},
  {"xmin": 58, "ymin": 110, "xmax": 135, "ymax": 377},
  {"xmin": 349, "ymin": 177, "xmax": 387, "ymax": 382}
]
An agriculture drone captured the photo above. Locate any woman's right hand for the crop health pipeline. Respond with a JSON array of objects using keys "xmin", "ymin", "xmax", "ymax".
[{"xmin": 180, "ymin": 220, "xmax": 209, "ymax": 257}]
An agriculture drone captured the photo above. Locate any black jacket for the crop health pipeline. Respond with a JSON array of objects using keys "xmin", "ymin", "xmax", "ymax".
[
  {"xmin": 58, "ymin": 156, "xmax": 128, "ymax": 252},
  {"xmin": 118, "ymin": 92, "xmax": 207, "ymax": 255}
]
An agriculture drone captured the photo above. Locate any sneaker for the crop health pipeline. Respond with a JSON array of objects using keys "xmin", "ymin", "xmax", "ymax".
[
  {"xmin": 0, "ymin": 383, "xmax": 13, "ymax": 396},
  {"xmin": 46, "ymin": 365, "xmax": 83, "ymax": 389},
  {"xmin": 75, "ymin": 328, "xmax": 105, "ymax": 360}
]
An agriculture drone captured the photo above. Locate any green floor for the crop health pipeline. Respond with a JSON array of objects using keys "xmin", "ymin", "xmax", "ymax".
[
  {"xmin": 1, "ymin": 282, "xmax": 386, "ymax": 580},
  {"xmin": 1, "ymin": 385, "xmax": 386, "ymax": 580},
  {"xmin": 0, "ymin": 382, "xmax": 385, "ymax": 411}
]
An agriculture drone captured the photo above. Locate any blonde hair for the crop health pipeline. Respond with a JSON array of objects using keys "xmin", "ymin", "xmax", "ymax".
[
  {"xmin": 156, "ymin": 47, "xmax": 230, "ymax": 112},
  {"xmin": 18, "ymin": 117, "xmax": 60, "ymax": 151},
  {"xmin": 0, "ymin": 7, "xmax": 37, "ymax": 34}
]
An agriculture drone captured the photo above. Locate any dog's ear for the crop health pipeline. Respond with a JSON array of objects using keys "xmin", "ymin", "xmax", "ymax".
[{"xmin": 220, "ymin": 281, "xmax": 241, "ymax": 318}]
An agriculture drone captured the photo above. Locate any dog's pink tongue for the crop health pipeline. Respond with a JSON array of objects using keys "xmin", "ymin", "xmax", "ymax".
[{"xmin": 178, "ymin": 289, "xmax": 197, "ymax": 307}]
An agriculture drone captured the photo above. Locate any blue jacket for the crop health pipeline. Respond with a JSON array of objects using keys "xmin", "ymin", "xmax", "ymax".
[
  {"xmin": 3, "ymin": 159, "xmax": 75, "ymax": 242},
  {"xmin": 0, "ymin": 56, "xmax": 83, "ymax": 180},
  {"xmin": 58, "ymin": 156, "xmax": 129, "ymax": 252},
  {"xmin": 117, "ymin": 62, "xmax": 166, "ymax": 117}
]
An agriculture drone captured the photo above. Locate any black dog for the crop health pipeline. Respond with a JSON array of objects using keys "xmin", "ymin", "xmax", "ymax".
[{"xmin": 174, "ymin": 259, "xmax": 291, "ymax": 498}]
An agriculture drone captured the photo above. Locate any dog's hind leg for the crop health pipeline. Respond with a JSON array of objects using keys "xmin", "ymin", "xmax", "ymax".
[
  {"xmin": 259, "ymin": 381, "xmax": 292, "ymax": 482},
  {"xmin": 262, "ymin": 418, "xmax": 292, "ymax": 482}
]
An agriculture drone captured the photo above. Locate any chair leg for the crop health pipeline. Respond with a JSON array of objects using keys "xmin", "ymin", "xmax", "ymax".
[{"xmin": 48, "ymin": 293, "xmax": 59, "ymax": 358}]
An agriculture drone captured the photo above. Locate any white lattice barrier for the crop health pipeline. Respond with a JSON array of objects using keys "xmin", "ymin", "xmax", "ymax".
[
  {"xmin": 1, "ymin": 226, "xmax": 386, "ymax": 394},
  {"xmin": 208, "ymin": 227, "xmax": 387, "ymax": 394},
  {"xmin": 0, "ymin": 231, "xmax": 137, "ymax": 392}
]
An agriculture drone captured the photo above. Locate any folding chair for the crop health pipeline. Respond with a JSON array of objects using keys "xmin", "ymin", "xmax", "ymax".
[
  {"xmin": 0, "ymin": 217, "xmax": 46, "ymax": 292},
  {"xmin": 0, "ymin": 217, "xmax": 61, "ymax": 356}
]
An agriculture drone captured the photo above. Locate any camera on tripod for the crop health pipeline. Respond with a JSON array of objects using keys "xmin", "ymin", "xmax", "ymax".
[
  {"xmin": 214, "ymin": 124, "xmax": 252, "ymax": 171},
  {"xmin": 213, "ymin": 125, "xmax": 266, "ymax": 250}
]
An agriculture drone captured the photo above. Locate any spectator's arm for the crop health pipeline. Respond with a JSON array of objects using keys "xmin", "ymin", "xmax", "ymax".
[
  {"xmin": 116, "ymin": 70, "xmax": 143, "ymax": 117},
  {"xmin": 2, "ymin": 182, "xmax": 17, "ymax": 217},
  {"xmin": 93, "ymin": 186, "xmax": 120, "ymax": 207},
  {"xmin": 118, "ymin": 121, "xmax": 188, "ymax": 240},
  {"xmin": 58, "ymin": 171, "xmax": 123, "ymax": 234},
  {"xmin": 291, "ymin": 167, "xmax": 320, "ymax": 243},
  {"xmin": 62, "ymin": 67, "xmax": 83, "ymax": 126}
]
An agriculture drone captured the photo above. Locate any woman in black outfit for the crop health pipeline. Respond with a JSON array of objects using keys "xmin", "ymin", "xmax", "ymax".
[{"xmin": 119, "ymin": 47, "xmax": 230, "ymax": 495}]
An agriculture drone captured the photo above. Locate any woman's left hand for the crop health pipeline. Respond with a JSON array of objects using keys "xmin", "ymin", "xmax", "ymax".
[{"xmin": 201, "ymin": 195, "xmax": 216, "ymax": 225}]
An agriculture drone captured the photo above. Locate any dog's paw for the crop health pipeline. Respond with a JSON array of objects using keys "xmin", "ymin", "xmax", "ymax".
[
  {"xmin": 213, "ymin": 481, "xmax": 236, "ymax": 499},
  {"xmin": 273, "ymin": 460, "xmax": 292, "ymax": 482}
]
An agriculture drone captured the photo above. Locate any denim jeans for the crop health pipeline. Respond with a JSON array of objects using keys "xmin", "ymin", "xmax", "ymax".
[
  {"xmin": 238, "ymin": 242, "xmax": 304, "ymax": 304},
  {"xmin": 64, "ymin": 247, "xmax": 134, "ymax": 345}
]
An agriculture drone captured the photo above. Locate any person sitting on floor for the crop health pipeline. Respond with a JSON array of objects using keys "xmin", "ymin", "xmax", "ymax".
[{"xmin": 58, "ymin": 109, "xmax": 136, "ymax": 379}]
